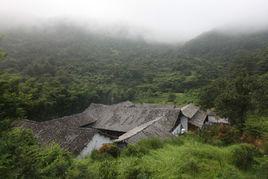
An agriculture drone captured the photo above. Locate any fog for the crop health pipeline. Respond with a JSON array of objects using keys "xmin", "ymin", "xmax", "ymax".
[{"xmin": 1, "ymin": 0, "xmax": 268, "ymax": 43}]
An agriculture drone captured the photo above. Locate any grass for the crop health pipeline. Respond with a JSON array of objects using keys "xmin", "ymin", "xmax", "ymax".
[{"xmin": 82, "ymin": 135, "xmax": 265, "ymax": 179}]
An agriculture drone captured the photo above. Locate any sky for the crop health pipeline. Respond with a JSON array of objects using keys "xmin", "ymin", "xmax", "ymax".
[{"xmin": 1, "ymin": 0, "xmax": 268, "ymax": 43}]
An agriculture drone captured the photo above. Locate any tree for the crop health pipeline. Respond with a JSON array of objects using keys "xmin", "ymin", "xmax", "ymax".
[{"xmin": 0, "ymin": 128, "xmax": 72, "ymax": 178}]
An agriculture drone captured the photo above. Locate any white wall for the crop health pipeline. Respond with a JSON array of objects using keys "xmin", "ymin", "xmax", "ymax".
[
  {"xmin": 78, "ymin": 133, "xmax": 112, "ymax": 158},
  {"xmin": 172, "ymin": 116, "xmax": 188, "ymax": 135},
  {"xmin": 181, "ymin": 116, "xmax": 188, "ymax": 132},
  {"xmin": 172, "ymin": 124, "xmax": 181, "ymax": 135}
]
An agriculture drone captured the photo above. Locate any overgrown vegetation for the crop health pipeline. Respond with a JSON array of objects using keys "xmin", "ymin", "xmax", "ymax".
[
  {"xmin": 0, "ymin": 128, "xmax": 72, "ymax": 178},
  {"xmin": 0, "ymin": 22, "xmax": 268, "ymax": 178},
  {"xmin": 1, "ymin": 129, "xmax": 267, "ymax": 178},
  {"xmin": 0, "ymin": 24, "xmax": 220, "ymax": 122}
]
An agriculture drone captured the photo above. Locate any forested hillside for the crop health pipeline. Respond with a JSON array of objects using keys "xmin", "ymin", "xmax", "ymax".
[
  {"xmin": 0, "ymin": 22, "xmax": 268, "ymax": 178},
  {"xmin": 182, "ymin": 29, "xmax": 268, "ymax": 59},
  {"xmin": 0, "ymin": 23, "xmax": 220, "ymax": 121},
  {"xmin": 1, "ymin": 24, "xmax": 268, "ymax": 123}
]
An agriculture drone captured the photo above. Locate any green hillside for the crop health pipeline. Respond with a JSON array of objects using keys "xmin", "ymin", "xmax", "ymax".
[
  {"xmin": 0, "ymin": 24, "xmax": 217, "ymax": 121},
  {"xmin": 0, "ymin": 22, "xmax": 268, "ymax": 178},
  {"xmin": 182, "ymin": 30, "xmax": 268, "ymax": 59},
  {"xmin": 1, "ymin": 129, "xmax": 267, "ymax": 178}
]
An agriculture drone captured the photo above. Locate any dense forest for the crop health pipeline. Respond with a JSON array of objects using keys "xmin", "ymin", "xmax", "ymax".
[
  {"xmin": 0, "ymin": 23, "xmax": 220, "ymax": 121},
  {"xmin": 0, "ymin": 22, "xmax": 267, "ymax": 178},
  {"xmin": 1, "ymin": 23, "xmax": 267, "ymax": 123}
]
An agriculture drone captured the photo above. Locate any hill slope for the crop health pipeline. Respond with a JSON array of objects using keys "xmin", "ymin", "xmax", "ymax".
[
  {"xmin": 0, "ymin": 23, "xmax": 211, "ymax": 121},
  {"xmin": 182, "ymin": 29, "xmax": 268, "ymax": 58}
]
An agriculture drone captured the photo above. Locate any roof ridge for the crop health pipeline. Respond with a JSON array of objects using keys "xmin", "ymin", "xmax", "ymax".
[{"xmin": 114, "ymin": 116, "xmax": 164, "ymax": 142}]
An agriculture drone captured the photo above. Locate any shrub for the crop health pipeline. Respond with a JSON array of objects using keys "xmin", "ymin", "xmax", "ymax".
[
  {"xmin": 122, "ymin": 144, "xmax": 149, "ymax": 157},
  {"xmin": 186, "ymin": 147, "xmax": 222, "ymax": 161},
  {"xmin": 216, "ymin": 166, "xmax": 242, "ymax": 179},
  {"xmin": 98, "ymin": 144, "xmax": 120, "ymax": 158},
  {"xmin": 178, "ymin": 158, "xmax": 201, "ymax": 177},
  {"xmin": 90, "ymin": 149, "xmax": 107, "ymax": 160},
  {"xmin": 67, "ymin": 160, "xmax": 95, "ymax": 179},
  {"xmin": 0, "ymin": 128, "xmax": 73, "ymax": 178},
  {"xmin": 98, "ymin": 160, "xmax": 118, "ymax": 179},
  {"xmin": 0, "ymin": 128, "xmax": 40, "ymax": 178},
  {"xmin": 244, "ymin": 116, "xmax": 268, "ymax": 138},
  {"xmin": 230, "ymin": 144, "xmax": 257, "ymax": 170},
  {"xmin": 263, "ymin": 140, "xmax": 268, "ymax": 155},
  {"xmin": 255, "ymin": 157, "xmax": 268, "ymax": 179},
  {"xmin": 219, "ymin": 125, "xmax": 241, "ymax": 145},
  {"xmin": 122, "ymin": 159, "xmax": 152, "ymax": 179},
  {"xmin": 199, "ymin": 125, "xmax": 241, "ymax": 145},
  {"xmin": 38, "ymin": 144, "xmax": 73, "ymax": 178},
  {"xmin": 166, "ymin": 136, "xmax": 184, "ymax": 146},
  {"xmin": 121, "ymin": 138, "xmax": 164, "ymax": 157},
  {"xmin": 137, "ymin": 138, "xmax": 164, "ymax": 150},
  {"xmin": 90, "ymin": 145, "xmax": 120, "ymax": 161},
  {"xmin": 90, "ymin": 149, "xmax": 99, "ymax": 160}
]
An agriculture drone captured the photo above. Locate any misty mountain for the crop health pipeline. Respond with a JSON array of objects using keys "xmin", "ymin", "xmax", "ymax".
[
  {"xmin": 0, "ymin": 23, "xmax": 174, "ymax": 64},
  {"xmin": 181, "ymin": 29, "xmax": 268, "ymax": 58},
  {"xmin": 1, "ymin": 1, "xmax": 268, "ymax": 178},
  {"xmin": 0, "ymin": 21, "xmax": 268, "ymax": 122},
  {"xmin": 0, "ymin": 23, "xmax": 205, "ymax": 120}
]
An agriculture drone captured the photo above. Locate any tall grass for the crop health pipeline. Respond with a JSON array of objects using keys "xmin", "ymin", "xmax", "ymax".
[{"xmin": 85, "ymin": 135, "xmax": 266, "ymax": 178}]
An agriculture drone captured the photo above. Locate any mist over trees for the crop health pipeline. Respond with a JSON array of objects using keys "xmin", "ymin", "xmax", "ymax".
[
  {"xmin": 0, "ymin": 20, "xmax": 268, "ymax": 124},
  {"xmin": 0, "ymin": 18, "xmax": 268, "ymax": 178},
  {"xmin": 1, "ymin": 0, "xmax": 268, "ymax": 177}
]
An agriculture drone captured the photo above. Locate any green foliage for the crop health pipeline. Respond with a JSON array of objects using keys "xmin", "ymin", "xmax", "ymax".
[
  {"xmin": 199, "ymin": 125, "xmax": 241, "ymax": 145},
  {"xmin": 0, "ymin": 128, "xmax": 39, "ymax": 178},
  {"xmin": 0, "ymin": 25, "xmax": 215, "ymax": 122},
  {"xmin": 98, "ymin": 160, "xmax": 118, "ymax": 179},
  {"xmin": 198, "ymin": 48, "xmax": 268, "ymax": 127},
  {"xmin": 165, "ymin": 136, "xmax": 185, "ymax": 146},
  {"xmin": 230, "ymin": 144, "xmax": 257, "ymax": 170},
  {"xmin": 135, "ymin": 91, "xmax": 198, "ymax": 106},
  {"xmin": 122, "ymin": 144, "xmax": 149, "ymax": 157},
  {"xmin": 0, "ymin": 72, "xmax": 27, "ymax": 120},
  {"xmin": 215, "ymin": 74, "xmax": 255, "ymax": 125},
  {"xmin": 1, "ymin": 22, "xmax": 268, "ymax": 179},
  {"xmin": 0, "ymin": 49, "xmax": 6, "ymax": 61},
  {"xmin": 122, "ymin": 138, "xmax": 164, "ymax": 157},
  {"xmin": 122, "ymin": 159, "xmax": 152, "ymax": 179},
  {"xmin": 90, "ymin": 144, "xmax": 121, "ymax": 161},
  {"xmin": 199, "ymin": 74, "xmax": 255, "ymax": 126},
  {"xmin": 199, "ymin": 74, "xmax": 268, "ymax": 127},
  {"xmin": 254, "ymin": 157, "xmax": 268, "ymax": 178},
  {"xmin": 98, "ymin": 144, "xmax": 121, "ymax": 158},
  {"xmin": 182, "ymin": 30, "xmax": 268, "ymax": 58},
  {"xmin": 111, "ymin": 135, "xmax": 259, "ymax": 178},
  {"xmin": 67, "ymin": 160, "xmax": 96, "ymax": 179},
  {"xmin": 167, "ymin": 92, "xmax": 176, "ymax": 102},
  {"xmin": 178, "ymin": 158, "xmax": 201, "ymax": 177},
  {"xmin": 0, "ymin": 128, "xmax": 72, "ymax": 178},
  {"xmin": 38, "ymin": 145, "xmax": 72, "ymax": 178},
  {"xmin": 1, "ymin": 130, "xmax": 266, "ymax": 178},
  {"xmin": 215, "ymin": 166, "xmax": 244, "ymax": 179},
  {"xmin": 136, "ymin": 138, "xmax": 164, "ymax": 150},
  {"xmin": 67, "ymin": 135, "xmax": 265, "ymax": 178},
  {"xmin": 244, "ymin": 115, "xmax": 268, "ymax": 138},
  {"xmin": 0, "ymin": 23, "xmax": 267, "ymax": 125},
  {"xmin": 90, "ymin": 149, "xmax": 107, "ymax": 161},
  {"xmin": 0, "ymin": 118, "xmax": 13, "ymax": 134}
]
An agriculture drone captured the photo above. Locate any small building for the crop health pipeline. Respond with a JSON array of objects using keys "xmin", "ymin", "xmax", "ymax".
[
  {"xmin": 206, "ymin": 110, "xmax": 229, "ymax": 125},
  {"xmin": 18, "ymin": 102, "xmax": 228, "ymax": 157}
]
